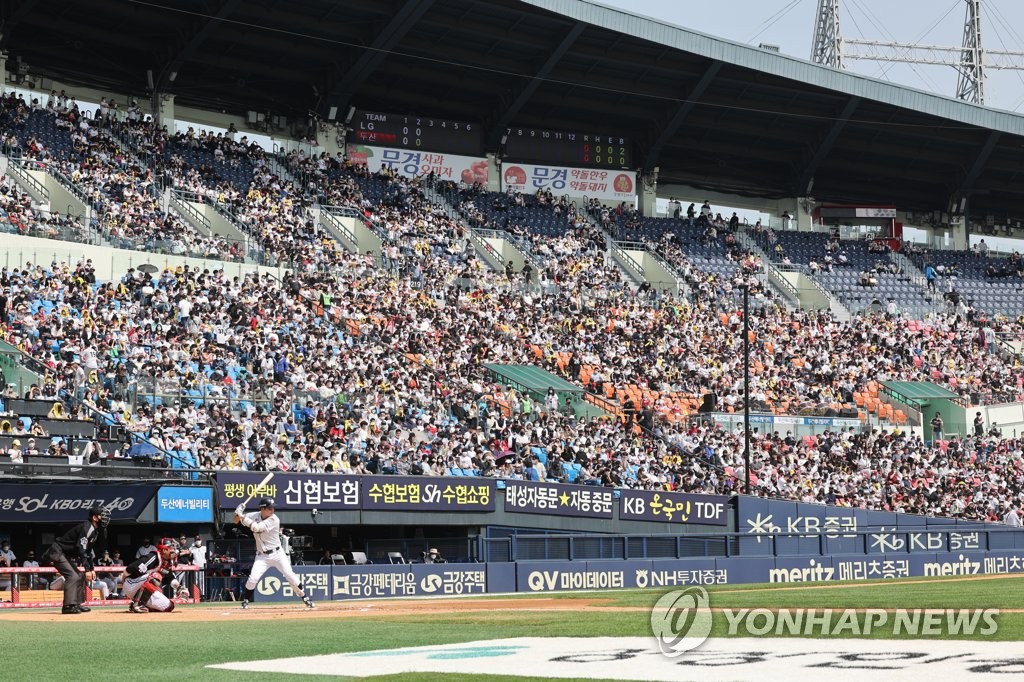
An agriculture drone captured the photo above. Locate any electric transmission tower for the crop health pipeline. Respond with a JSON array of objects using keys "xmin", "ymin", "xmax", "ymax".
[{"xmin": 810, "ymin": 0, "xmax": 1024, "ymax": 105}]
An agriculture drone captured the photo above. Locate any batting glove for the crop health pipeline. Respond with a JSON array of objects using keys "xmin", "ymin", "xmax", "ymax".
[{"xmin": 235, "ymin": 504, "xmax": 246, "ymax": 516}]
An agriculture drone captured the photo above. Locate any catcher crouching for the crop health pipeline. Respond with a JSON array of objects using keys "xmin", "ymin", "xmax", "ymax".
[{"xmin": 122, "ymin": 539, "xmax": 179, "ymax": 613}]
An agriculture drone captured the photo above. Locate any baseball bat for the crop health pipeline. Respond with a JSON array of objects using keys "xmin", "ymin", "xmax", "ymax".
[{"xmin": 239, "ymin": 471, "xmax": 276, "ymax": 510}]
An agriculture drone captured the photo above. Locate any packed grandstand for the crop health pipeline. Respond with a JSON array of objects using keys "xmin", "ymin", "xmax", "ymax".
[{"xmin": 0, "ymin": 82, "xmax": 1022, "ymax": 529}]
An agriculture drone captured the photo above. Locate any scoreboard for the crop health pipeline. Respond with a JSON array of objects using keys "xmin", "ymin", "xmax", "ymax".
[
  {"xmin": 345, "ymin": 110, "xmax": 632, "ymax": 170},
  {"xmin": 502, "ymin": 127, "xmax": 632, "ymax": 169},
  {"xmin": 347, "ymin": 109, "xmax": 483, "ymax": 156}
]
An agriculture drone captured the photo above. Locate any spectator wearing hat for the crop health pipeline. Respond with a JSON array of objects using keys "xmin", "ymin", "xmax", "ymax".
[
  {"xmin": 422, "ymin": 548, "xmax": 446, "ymax": 564},
  {"xmin": 109, "ymin": 549, "xmax": 127, "ymax": 595},
  {"xmin": 0, "ymin": 540, "xmax": 15, "ymax": 589},
  {"xmin": 95, "ymin": 548, "xmax": 120, "ymax": 597},
  {"xmin": 135, "ymin": 537, "xmax": 155, "ymax": 559},
  {"xmin": 22, "ymin": 548, "xmax": 48, "ymax": 589},
  {"xmin": 29, "ymin": 419, "xmax": 46, "ymax": 438},
  {"xmin": 7, "ymin": 439, "xmax": 23, "ymax": 463},
  {"xmin": 176, "ymin": 535, "xmax": 193, "ymax": 565}
]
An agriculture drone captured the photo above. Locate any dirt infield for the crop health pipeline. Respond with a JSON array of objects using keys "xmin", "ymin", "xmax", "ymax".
[
  {"xmin": 6, "ymin": 573, "xmax": 1023, "ymax": 622},
  {"xmin": 7, "ymin": 596, "xmax": 1024, "ymax": 623},
  {"xmin": 0, "ymin": 597, "xmax": 624, "ymax": 623}
]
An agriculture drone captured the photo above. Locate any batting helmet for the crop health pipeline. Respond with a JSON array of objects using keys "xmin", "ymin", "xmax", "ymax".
[{"xmin": 258, "ymin": 496, "xmax": 276, "ymax": 509}]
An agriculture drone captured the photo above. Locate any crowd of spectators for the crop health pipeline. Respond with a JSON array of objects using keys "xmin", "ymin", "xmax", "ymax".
[
  {"xmin": 0, "ymin": 91, "xmax": 244, "ymax": 260},
  {"xmin": 1, "ymin": 91, "xmax": 1024, "ymax": 522},
  {"xmin": 1, "ymin": 222, "xmax": 1023, "ymax": 520},
  {"xmin": 0, "ymin": 91, "xmax": 366, "ymax": 268},
  {"xmin": 0, "ymin": 176, "xmax": 85, "ymax": 241}
]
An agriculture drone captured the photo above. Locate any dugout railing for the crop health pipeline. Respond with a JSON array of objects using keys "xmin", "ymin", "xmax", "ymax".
[{"xmin": 0, "ymin": 565, "xmax": 203, "ymax": 609}]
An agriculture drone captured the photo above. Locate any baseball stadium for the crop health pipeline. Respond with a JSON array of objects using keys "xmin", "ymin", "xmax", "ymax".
[{"xmin": 1, "ymin": 0, "xmax": 1024, "ymax": 679}]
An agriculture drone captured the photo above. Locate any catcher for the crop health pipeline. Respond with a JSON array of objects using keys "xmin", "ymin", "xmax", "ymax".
[{"xmin": 122, "ymin": 538, "xmax": 179, "ymax": 613}]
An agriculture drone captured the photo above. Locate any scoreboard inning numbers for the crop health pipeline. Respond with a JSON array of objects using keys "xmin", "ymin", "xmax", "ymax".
[
  {"xmin": 347, "ymin": 109, "xmax": 483, "ymax": 156},
  {"xmin": 346, "ymin": 110, "xmax": 632, "ymax": 170},
  {"xmin": 502, "ymin": 127, "xmax": 632, "ymax": 169}
]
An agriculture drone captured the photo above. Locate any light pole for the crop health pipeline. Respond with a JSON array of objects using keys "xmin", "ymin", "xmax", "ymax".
[{"xmin": 742, "ymin": 279, "xmax": 751, "ymax": 495}]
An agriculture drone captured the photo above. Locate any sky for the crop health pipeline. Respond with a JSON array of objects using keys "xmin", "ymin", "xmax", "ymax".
[{"xmin": 597, "ymin": 0, "xmax": 1024, "ymax": 113}]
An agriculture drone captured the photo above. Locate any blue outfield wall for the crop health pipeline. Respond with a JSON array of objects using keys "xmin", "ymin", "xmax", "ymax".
[
  {"xmin": 733, "ymin": 496, "xmax": 1022, "ymax": 557},
  {"xmin": 250, "ymin": 550, "xmax": 1024, "ymax": 601},
  {"xmin": 252, "ymin": 564, "xmax": 494, "ymax": 602}
]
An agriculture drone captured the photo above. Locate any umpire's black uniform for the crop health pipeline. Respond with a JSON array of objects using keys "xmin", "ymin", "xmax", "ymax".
[{"xmin": 43, "ymin": 506, "xmax": 106, "ymax": 614}]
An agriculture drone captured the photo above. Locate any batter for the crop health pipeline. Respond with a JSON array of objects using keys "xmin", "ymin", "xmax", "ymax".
[{"xmin": 235, "ymin": 497, "xmax": 315, "ymax": 609}]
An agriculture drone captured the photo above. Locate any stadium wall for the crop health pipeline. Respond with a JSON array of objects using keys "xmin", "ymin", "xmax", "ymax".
[
  {"xmin": 242, "ymin": 548, "xmax": 1024, "ymax": 602},
  {"xmin": 978, "ymin": 402, "xmax": 1024, "ymax": 438},
  {"xmin": 0, "ymin": 232, "xmax": 288, "ymax": 280},
  {"xmin": 27, "ymin": 168, "xmax": 88, "ymax": 219}
]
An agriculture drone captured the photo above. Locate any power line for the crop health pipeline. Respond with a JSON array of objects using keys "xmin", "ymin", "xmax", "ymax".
[
  {"xmin": 848, "ymin": 0, "xmax": 947, "ymax": 92},
  {"xmin": 746, "ymin": 0, "xmax": 807, "ymax": 44},
  {"xmin": 986, "ymin": 1, "xmax": 1024, "ymax": 110}
]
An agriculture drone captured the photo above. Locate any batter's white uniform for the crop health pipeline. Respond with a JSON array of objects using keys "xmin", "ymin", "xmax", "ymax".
[{"xmin": 240, "ymin": 511, "xmax": 303, "ymax": 594}]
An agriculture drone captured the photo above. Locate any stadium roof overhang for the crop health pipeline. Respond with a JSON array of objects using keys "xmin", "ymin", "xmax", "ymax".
[{"xmin": 4, "ymin": 0, "xmax": 1024, "ymax": 220}]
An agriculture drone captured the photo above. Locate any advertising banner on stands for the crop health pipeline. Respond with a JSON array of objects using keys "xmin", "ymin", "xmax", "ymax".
[
  {"xmin": 156, "ymin": 486, "xmax": 214, "ymax": 523},
  {"xmin": 619, "ymin": 490, "xmax": 729, "ymax": 526},
  {"xmin": 503, "ymin": 480, "xmax": 614, "ymax": 519},
  {"xmin": 0, "ymin": 484, "xmax": 155, "ymax": 522},
  {"xmin": 361, "ymin": 477, "xmax": 495, "ymax": 512},
  {"xmin": 347, "ymin": 144, "xmax": 489, "ymax": 184},
  {"xmin": 217, "ymin": 472, "xmax": 495, "ymax": 513},
  {"xmin": 501, "ymin": 163, "xmax": 635, "ymax": 201},
  {"xmin": 217, "ymin": 472, "xmax": 360, "ymax": 512},
  {"xmin": 735, "ymin": 496, "xmax": 1004, "ymax": 557}
]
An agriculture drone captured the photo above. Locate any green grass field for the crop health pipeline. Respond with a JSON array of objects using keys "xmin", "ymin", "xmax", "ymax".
[{"xmin": 4, "ymin": 575, "xmax": 1021, "ymax": 681}]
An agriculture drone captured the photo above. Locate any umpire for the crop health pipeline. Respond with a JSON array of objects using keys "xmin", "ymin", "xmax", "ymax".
[{"xmin": 44, "ymin": 505, "xmax": 109, "ymax": 614}]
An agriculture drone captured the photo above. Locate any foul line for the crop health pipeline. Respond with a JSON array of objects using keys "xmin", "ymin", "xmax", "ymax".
[{"xmin": 709, "ymin": 573, "xmax": 1024, "ymax": 595}]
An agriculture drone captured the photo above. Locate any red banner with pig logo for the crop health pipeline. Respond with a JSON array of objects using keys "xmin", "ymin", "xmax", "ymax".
[{"xmin": 348, "ymin": 144, "xmax": 490, "ymax": 185}]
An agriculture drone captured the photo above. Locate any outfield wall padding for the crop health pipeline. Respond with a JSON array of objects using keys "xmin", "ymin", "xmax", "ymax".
[{"xmin": 244, "ymin": 550, "xmax": 1024, "ymax": 602}]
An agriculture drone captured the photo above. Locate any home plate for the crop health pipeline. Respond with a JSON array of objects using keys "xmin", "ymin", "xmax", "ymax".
[{"xmin": 209, "ymin": 637, "xmax": 1024, "ymax": 680}]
